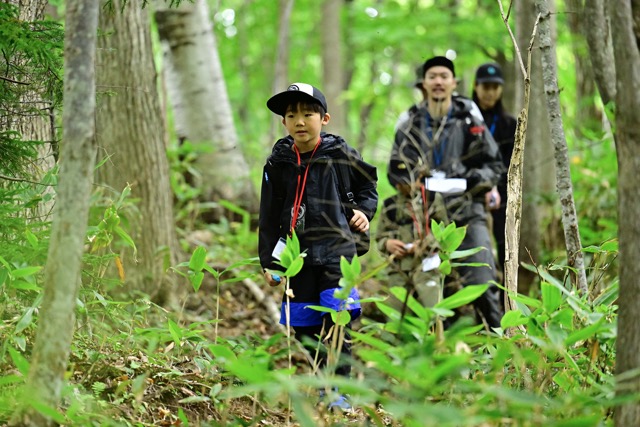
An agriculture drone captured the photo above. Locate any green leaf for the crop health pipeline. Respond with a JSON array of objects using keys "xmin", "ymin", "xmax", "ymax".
[
  {"xmin": 8, "ymin": 347, "xmax": 29, "ymax": 376},
  {"xmin": 167, "ymin": 319, "xmax": 182, "ymax": 345},
  {"xmin": 564, "ymin": 317, "xmax": 605, "ymax": 346},
  {"xmin": 284, "ymin": 257, "xmax": 304, "ymax": 277},
  {"xmin": 439, "ymin": 259, "xmax": 452, "ymax": 275},
  {"xmin": 209, "ymin": 344, "xmax": 237, "ymax": 361},
  {"xmin": 15, "ymin": 307, "xmax": 35, "ymax": 334},
  {"xmin": 188, "ymin": 246, "xmax": 207, "ymax": 272},
  {"xmin": 435, "ymin": 284, "xmax": 489, "ymax": 310},
  {"xmin": 11, "ymin": 266, "xmax": 42, "ymax": 279},
  {"xmin": 541, "ymin": 281, "xmax": 563, "ymax": 313},
  {"xmin": 332, "ymin": 310, "xmax": 351, "ymax": 326},
  {"xmin": 190, "ymin": 271, "xmax": 204, "ymax": 292},
  {"xmin": 500, "ymin": 309, "xmax": 528, "ymax": 329}
]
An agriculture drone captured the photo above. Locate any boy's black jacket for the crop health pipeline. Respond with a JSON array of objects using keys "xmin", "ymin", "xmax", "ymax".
[{"xmin": 259, "ymin": 133, "xmax": 378, "ymax": 270}]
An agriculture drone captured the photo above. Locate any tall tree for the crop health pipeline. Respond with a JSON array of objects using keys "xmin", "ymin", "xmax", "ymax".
[
  {"xmin": 515, "ymin": 0, "xmax": 556, "ymax": 295},
  {"xmin": 2, "ymin": 0, "xmax": 59, "ymax": 219},
  {"xmin": 565, "ymin": 0, "xmax": 600, "ymax": 136},
  {"xmin": 270, "ymin": 0, "xmax": 294, "ymax": 143},
  {"xmin": 535, "ymin": 0, "xmax": 588, "ymax": 294},
  {"xmin": 586, "ymin": 0, "xmax": 640, "ymax": 423},
  {"xmin": 155, "ymin": 0, "xmax": 258, "ymax": 221},
  {"xmin": 321, "ymin": 0, "xmax": 347, "ymax": 138},
  {"xmin": 15, "ymin": 0, "xmax": 99, "ymax": 425},
  {"xmin": 95, "ymin": 0, "xmax": 180, "ymax": 303}
]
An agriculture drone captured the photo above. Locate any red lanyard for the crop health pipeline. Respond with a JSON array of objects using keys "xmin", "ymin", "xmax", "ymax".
[
  {"xmin": 409, "ymin": 184, "xmax": 430, "ymax": 239},
  {"xmin": 290, "ymin": 137, "xmax": 321, "ymax": 234}
]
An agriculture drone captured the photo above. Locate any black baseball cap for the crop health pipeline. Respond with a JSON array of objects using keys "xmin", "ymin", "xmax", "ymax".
[
  {"xmin": 475, "ymin": 63, "xmax": 504, "ymax": 85},
  {"xmin": 267, "ymin": 83, "xmax": 328, "ymax": 116},
  {"xmin": 421, "ymin": 56, "xmax": 456, "ymax": 77}
]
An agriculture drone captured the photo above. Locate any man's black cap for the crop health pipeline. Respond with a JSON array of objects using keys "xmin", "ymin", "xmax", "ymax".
[
  {"xmin": 475, "ymin": 63, "xmax": 504, "ymax": 85},
  {"xmin": 421, "ymin": 56, "xmax": 456, "ymax": 77},
  {"xmin": 267, "ymin": 83, "xmax": 328, "ymax": 116}
]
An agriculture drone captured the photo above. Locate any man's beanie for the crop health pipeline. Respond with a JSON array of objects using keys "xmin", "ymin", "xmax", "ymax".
[
  {"xmin": 475, "ymin": 63, "xmax": 505, "ymax": 85},
  {"xmin": 267, "ymin": 83, "xmax": 328, "ymax": 116},
  {"xmin": 421, "ymin": 56, "xmax": 455, "ymax": 77}
]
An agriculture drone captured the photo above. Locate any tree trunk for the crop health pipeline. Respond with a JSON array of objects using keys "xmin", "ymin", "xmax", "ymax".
[
  {"xmin": 535, "ymin": 0, "xmax": 588, "ymax": 295},
  {"xmin": 95, "ymin": 0, "xmax": 180, "ymax": 304},
  {"xmin": 3, "ymin": 0, "xmax": 56, "ymax": 220},
  {"xmin": 16, "ymin": 0, "xmax": 98, "ymax": 425},
  {"xmin": 608, "ymin": 1, "xmax": 640, "ymax": 424},
  {"xmin": 321, "ymin": 0, "xmax": 347, "ymax": 138},
  {"xmin": 515, "ymin": 0, "xmax": 555, "ymax": 295},
  {"xmin": 565, "ymin": 0, "xmax": 601, "ymax": 137},
  {"xmin": 497, "ymin": 0, "xmax": 534, "ymax": 320},
  {"xmin": 584, "ymin": 0, "xmax": 616, "ymax": 106},
  {"xmin": 270, "ymin": 0, "xmax": 294, "ymax": 143},
  {"xmin": 155, "ymin": 0, "xmax": 258, "ymax": 221}
]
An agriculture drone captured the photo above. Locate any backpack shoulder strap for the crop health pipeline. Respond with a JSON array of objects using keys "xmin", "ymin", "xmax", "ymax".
[{"xmin": 333, "ymin": 147, "xmax": 355, "ymax": 204}]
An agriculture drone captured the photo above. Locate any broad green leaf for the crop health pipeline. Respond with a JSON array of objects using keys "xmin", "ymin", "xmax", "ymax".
[
  {"xmin": 435, "ymin": 284, "xmax": 489, "ymax": 310},
  {"xmin": 500, "ymin": 309, "xmax": 528, "ymax": 329},
  {"xmin": 190, "ymin": 271, "xmax": 204, "ymax": 292},
  {"xmin": 541, "ymin": 281, "xmax": 563, "ymax": 313},
  {"xmin": 209, "ymin": 344, "xmax": 237, "ymax": 361},
  {"xmin": 565, "ymin": 317, "xmax": 605, "ymax": 346},
  {"xmin": 167, "ymin": 319, "xmax": 182, "ymax": 345},
  {"xmin": 188, "ymin": 246, "xmax": 207, "ymax": 272},
  {"xmin": 8, "ymin": 347, "xmax": 29, "ymax": 376},
  {"xmin": 284, "ymin": 257, "xmax": 304, "ymax": 277},
  {"xmin": 11, "ymin": 266, "xmax": 42, "ymax": 279}
]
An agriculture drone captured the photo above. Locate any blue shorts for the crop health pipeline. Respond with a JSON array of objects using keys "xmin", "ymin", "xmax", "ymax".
[{"xmin": 279, "ymin": 263, "xmax": 361, "ymax": 327}]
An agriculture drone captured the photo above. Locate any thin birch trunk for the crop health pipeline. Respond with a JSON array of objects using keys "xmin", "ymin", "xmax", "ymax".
[
  {"xmin": 14, "ymin": 0, "xmax": 98, "ymax": 425},
  {"xmin": 497, "ymin": 0, "xmax": 535, "ymax": 318},
  {"xmin": 535, "ymin": 0, "xmax": 588, "ymax": 295},
  {"xmin": 155, "ymin": 0, "xmax": 258, "ymax": 220}
]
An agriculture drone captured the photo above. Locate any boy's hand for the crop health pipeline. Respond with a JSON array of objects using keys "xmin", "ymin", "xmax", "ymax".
[
  {"xmin": 264, "ymin": 270, "xmax": 285, "ymax": 287},
  {"xmin": 349, "ymin": 209, "xmax": 370, "ymax": 232},
  {"xmin": 386, "ymin": 239, "xmax": 409, "ymax": 259},
  {"xmin": 485, "ymin": 187, "xmax": 501, "ymax": 210}
]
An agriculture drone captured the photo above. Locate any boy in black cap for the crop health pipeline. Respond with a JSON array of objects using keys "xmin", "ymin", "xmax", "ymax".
[
  {"xmin": 472, "ymin": 63, "xmax": 517, "ymax": 286},
  {"xmin": 389, "ymin": 56, "xmax": 505, "ymax": 329},
  {"xmin": 259, "ymin": 82, "xmax": 378, "ymax": 410}
]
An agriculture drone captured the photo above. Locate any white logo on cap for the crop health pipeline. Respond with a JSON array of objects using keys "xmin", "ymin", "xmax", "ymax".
[{"xmin": 288, "ymin": 82, "xmax": 314, "ymax": 97}]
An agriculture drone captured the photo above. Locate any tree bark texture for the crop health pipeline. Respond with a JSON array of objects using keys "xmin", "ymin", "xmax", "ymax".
[
  {"xmin": 95, "ymin": 0, "xmax": 179, "ymax": 304},
  {"xmin": 155, "ymin": 0, "xmax": 258, "ymax": 220},
  {"xmin": 608, "ymin": 1, "xmax": 640, "ymax": 424},
  {"xmin": 3, "ymin": 0, "xmax": 56, "ymax": 220},
  {"xmin": 565, "ymin": 0, "xmax": 601, "ymax": 136},
  {"xmin": 584, "ymin": 0, "xmax": 616, "ymax": 106},
  {"xmin": 534, "ymin": 0, "xmax": 588, "ymax": 295},
  {"xmin": 17, "ymin": 0, "xmax": 98, "ymax": 425},
  {"xmin": 515, "ymin": 0, "xmax": 556, "ymax": 295},
  {"xmin": 269, "ymin": 0, "xmax": 294, "ymax": 144},
  {"xmin": 321, "ymin": 0, "xmax": 347, "ymax": 138},
  {"xmin": 498, "ymin": 0, "xmax": 533, "ymax": 318}
]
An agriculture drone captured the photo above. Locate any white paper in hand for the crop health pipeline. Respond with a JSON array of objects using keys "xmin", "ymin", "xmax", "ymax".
[
  {"xmin": 422, "ymin": 253, "xmax": 441, "ymax": 272},
  {"xmin": 425, "ymin": 176, "xmax": 467, "ymax": 195}
]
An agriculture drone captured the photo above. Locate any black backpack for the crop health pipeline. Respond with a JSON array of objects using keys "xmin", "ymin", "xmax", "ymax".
[{"xmin": 333, "ymin": 152, "xmax": 371, "ymax": 257}]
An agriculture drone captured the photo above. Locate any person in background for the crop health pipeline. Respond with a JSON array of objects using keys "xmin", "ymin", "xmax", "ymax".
[
  {"xmin": 472, "ymin": 63, "xmax": 517, "ymax": 286},
  {"xmin": 259, "ymin": 83, "xmax": 378, "ymax": 411},
  {"xmin": 376, "ymin": 160, "xmax": 448, "ymax": 315},
  {"xmin": 389, "ymin": 56, "xmax": 504, "ymax": 329}
]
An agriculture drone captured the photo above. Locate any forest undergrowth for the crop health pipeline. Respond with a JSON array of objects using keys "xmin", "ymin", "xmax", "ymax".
[{"xmin": 0, "ymin": 206, "xmax": 623, "ymax": 426}]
